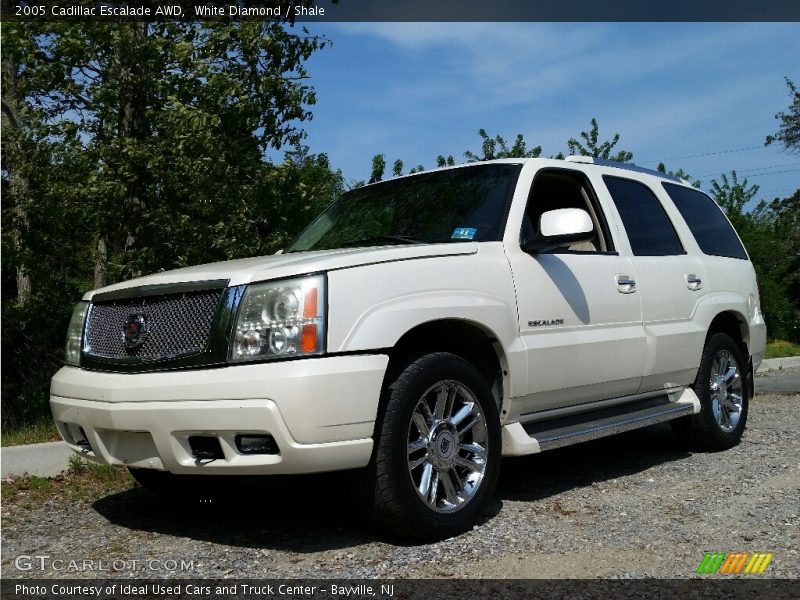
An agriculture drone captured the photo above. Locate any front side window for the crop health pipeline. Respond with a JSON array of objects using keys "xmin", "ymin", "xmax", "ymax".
[
  {"xmin": 603, "ymin": 176, "xmax": 685, "ymax": 256},
  {"xmin": 662, "ymin": 183, "xmax": 748, "ymax": 259},
  {"xmin": 521, "ymin": 168, "xmax": 614, "ymax": 253},
  {"xmin": 286, "ymin": 164, "xmax": 522, "ymax": 252}
]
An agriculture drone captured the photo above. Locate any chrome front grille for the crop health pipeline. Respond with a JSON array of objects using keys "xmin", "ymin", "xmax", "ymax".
[{"xmin": 84, "ymin": 289, "xmax": 223, "ymax": 361}]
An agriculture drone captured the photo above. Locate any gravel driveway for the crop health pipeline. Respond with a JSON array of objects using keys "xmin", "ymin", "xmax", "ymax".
[{"xmin": 2, "ymin": 369, "xmax": 798, "ymax": 579}]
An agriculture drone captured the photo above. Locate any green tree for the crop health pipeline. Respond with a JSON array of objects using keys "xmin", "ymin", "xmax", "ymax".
[
  {"xmin": 711, "ymin": 171, "xmax": 799, "ymax": 341},
  {"xmin": 369, "ymin": 121, "xmax": 631, "ymax": 179},
  {"xmin": 656, "ymin": 163, "xmax": 701, "ymax": 188},
  {"xmin": 740, "ymin": 193, "xmax": 800, "ymax": 342},
  {"xmin": 765, "ymin": 78, "xmax": 800, "ymax": 153},
  {"xmin": 710, "ymin": 171, "xmax": 759, "ymax": 233},
  {"xmin": 1, "ymin": 21, "xmax": 337, "ymax": 428},
  {"xmin": 760, "ymin": 75, "xmax": 800, "ymax": 339},
  {"xmin": 464, "ymin": 129, "xmax": 542, "ymax": 162},
  {"xmin": 566, "ymin": 118, "xmax": 633, "ymax": 162},
  {"xmin": 5, "ymin": 21, "xmax": 327, "ymax": 284},
  {"xmin": 436, "ymin": 155, "xmax": 455, "ymax": 168},
  {"xmin": 369, "ymin": 153, "xmax": 386, "ymax": 183}
]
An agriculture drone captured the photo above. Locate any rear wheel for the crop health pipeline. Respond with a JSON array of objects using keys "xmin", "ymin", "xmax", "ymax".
[
  {"xmin": 358, "ymin": 352, "xmax": 501, "ymax": 540},
  {"xmin": 672, "ymin": 332, "xmax": 749, "ymax": 450}
]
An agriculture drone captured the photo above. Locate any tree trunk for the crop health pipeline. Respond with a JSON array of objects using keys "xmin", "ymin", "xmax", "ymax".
[
  {"xmin": 13, "ymin": 193, "xmax": 32, "ymax": 303},
  {"xmin": 94, "ymin": 235, "xmax": 108, "ymax": 289},
  {"xmin": 117, "ymin": 22, "xmax": 148, "ymax": 276},
  {"xmin": 1, "ymin": 46, "xmax": 32, "ymax": 304}
]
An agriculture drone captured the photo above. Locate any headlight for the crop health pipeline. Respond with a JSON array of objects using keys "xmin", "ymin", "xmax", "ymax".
[
  {"xmin": 230, "ymin": 274, "xmax": 326, "ymax": 362},
  {"xmin": 65, "ymin": 301, "xmax": 88, "ymax": 366}
]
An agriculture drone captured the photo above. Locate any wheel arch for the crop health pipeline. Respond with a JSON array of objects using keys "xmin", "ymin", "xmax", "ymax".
[
  {"xmin": 707, "ymin": 310, "xmax": 750, "ymax": 354},
  {"xmin": 382, "ymin": 318, "xmax": 510, "ymax": 417},
  {"xmin": 707, "ymin": 309, "xmax": 753, "ymax": 399}
]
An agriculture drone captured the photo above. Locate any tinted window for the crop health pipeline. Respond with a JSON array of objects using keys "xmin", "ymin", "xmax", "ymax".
[
  {"xmin": 603, "ymin": 176, "xmax": 685, "ymax": 256},
  {"xmin": 287, "ymin": 164, "xmax": 522, "ymax": 252},
  {"xmin": 662, "ymin": 183, "xmax": 748, "ymax": 259},
  {"xmin": 522, "ymin": 169, "xmax": 614, "ymax": 253}
]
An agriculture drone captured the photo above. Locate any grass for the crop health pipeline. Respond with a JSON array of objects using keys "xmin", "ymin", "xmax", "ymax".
[
  {"xmin": 1, "ymin": 459, "xmax": 134, "ymax": 508},
  {"xmin": 765, "ymin": 339, "xmax": 800, "ymax": 359},
  {"xmin": 1, "ymin": 418, "xmax": 61, "ymax": 447}
]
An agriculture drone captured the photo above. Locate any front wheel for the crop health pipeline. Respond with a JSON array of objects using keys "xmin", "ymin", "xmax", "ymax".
[
  {"xmin": 359, "ymin": 352, "xmax": 501, "ymax": 540},
  {"xmin": 672, "ymin": 332, "xmax": 749, "ymax": 450}
]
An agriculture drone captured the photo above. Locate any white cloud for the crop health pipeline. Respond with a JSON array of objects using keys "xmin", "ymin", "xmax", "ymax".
[
  {"xmin": 331, "ymin": 23, "xmax": 793, "ymax": 111},
  {"xmin": 306, "ymin": 23, "xmax": 799, "ymax": 182}
]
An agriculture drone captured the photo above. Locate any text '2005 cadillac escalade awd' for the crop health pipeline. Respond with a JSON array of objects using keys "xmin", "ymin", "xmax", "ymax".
[{"xmin": 52, "ymin": 156, "xmax": 766, "ymax": 539}]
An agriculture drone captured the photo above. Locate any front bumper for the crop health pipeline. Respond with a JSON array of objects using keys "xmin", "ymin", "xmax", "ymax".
[{"xmin": 50, "ymin": 354, "xmax": 388, "ymax": 475}]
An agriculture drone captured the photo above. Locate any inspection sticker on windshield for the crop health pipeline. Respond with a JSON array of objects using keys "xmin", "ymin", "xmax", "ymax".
[{"xmin": 451, "ymin": 227, "xmax": 477, "ymax": 240}]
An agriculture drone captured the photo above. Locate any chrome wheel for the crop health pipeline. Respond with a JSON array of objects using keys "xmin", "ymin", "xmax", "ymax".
[
  {"xmin": 406, "ymin": 380, "xmax": 489, "ymax": 513},
  {"xmin": 709, "ymin": 349, "xmax": 743, "ymax": 433}
]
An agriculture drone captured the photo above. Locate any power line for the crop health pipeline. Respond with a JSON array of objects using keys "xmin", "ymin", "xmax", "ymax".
[
  {"xmin": 640, "ymin": 145, "xmax": 769, "ymax": 163},
  {"xmin": 697, "ymin": 162, "xmax": 800, "ymax": 178},
  {"xmin": 747, "ymin": 168, "xmax": 800, "ymax": 178},
  {"xmin": 699, "ymin": 168, "xmax": 800, "ymax": 181},
  {"xmin": 756, "ymin": 188, "xmax": 799, "ymax": 197}
]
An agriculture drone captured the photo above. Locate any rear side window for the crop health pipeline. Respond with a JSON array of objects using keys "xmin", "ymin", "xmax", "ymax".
[
  {"xmin": 662, "ymin": 183, "xmax": 748, "ymax": 260},
  {"xmin": 602, "ymin": 176, "xmax": 685, "ymax": 256}
]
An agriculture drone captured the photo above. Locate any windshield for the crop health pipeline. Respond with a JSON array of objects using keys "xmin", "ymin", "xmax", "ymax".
[{"xmin": 286, "ymin": 163, "xmax": 522, "ymax": 252}]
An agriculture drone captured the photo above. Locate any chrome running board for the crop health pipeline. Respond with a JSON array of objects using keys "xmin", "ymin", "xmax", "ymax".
[{"xmin": 501, "ymin": 387, "xmax": 700, "ymax": 456}]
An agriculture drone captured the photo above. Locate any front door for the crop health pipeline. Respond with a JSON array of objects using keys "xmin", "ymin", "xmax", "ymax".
[{"xmin": 506, "ymin": 168, "xmax": 647, "ymax": 420}]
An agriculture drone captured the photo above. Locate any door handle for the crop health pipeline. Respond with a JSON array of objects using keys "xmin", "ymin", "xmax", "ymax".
[
  {"xmin": 616, "ymin": 275, "xmax": 636, "ymax": 294},
  {"xmin": 686, "ymin": 274, "xmax": 702, "ymax": 291}
]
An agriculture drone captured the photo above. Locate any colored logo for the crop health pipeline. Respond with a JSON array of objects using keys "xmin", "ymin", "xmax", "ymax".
[
  {"xmin": 451, "ymin": 227, "xmax": 477, "ymax": 240},
  {"xmin": 122, "ymin": 313, "xmax": 149, "ymax": 349},
  {"xmin": 696, "ymin": 552, "xmax": 773, "ymax": 574}
]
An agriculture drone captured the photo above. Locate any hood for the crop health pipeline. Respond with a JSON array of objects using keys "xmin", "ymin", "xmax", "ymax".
[{"xmin": 83, "ymin": 243, "xmax": 479, "ymax": 300}]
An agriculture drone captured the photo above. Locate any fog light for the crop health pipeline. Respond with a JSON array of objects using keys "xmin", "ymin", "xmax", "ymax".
[
  {"xmin": 235, "ymin": 434, "xmax": 279, "ymax": 455},
  {"xmin": 188, "ymin": 436, "xmax": 224, "ymax": 460},
  {"xmin": 76, "ymin": 427, "xmax": 92, "ymax": 450}
]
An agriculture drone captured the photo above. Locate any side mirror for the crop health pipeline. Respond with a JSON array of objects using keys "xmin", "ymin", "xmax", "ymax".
[{"xmin": 521, "ymin": 208, "xmax": 594, "ymax": 253}]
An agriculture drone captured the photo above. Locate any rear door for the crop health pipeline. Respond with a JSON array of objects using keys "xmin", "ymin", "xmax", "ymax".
[{"xmin": 599, "ymin": 175, "xmax": 710, "ymax": 392}]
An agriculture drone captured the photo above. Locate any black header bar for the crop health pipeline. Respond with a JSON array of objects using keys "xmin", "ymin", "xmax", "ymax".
[
  {"xmin": 2, "ymin": 0, "xmax": 800, "ymax": 22},
  {"xmin": 2, "ymin": 578, "xmax": 800, "ymax": 600}
]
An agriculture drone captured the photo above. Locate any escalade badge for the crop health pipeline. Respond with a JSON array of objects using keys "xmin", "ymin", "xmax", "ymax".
[
  {"xmin": 122, "ymin": 313, "xmax": 149, "ymax": 349},
  {"xmin": 528, "ymin": 318, "xmax": 565, "ymax": 327}
]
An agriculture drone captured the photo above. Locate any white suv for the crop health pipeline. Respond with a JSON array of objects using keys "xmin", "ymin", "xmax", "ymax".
[{"xmin": 52, "ymin": 157, "xmax": 766, "ymax": 539}]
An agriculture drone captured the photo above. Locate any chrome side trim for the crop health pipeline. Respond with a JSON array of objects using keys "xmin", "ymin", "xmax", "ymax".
[
  {"xmin": 530, "ymin": 399, "xmax": 695, "ymax": 452},
  {"xmin": 502, "ymin": 388, "xmax": 700, "ymax": 457},
  {"xmin": 518, "ymin": 387, "xmax": 684, "ymax": 424}
]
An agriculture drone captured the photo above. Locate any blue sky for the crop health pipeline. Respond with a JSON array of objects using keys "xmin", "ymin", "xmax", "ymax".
[{"xmin": 288, "ymin": 23, "xmax": 799, "ymax": 202}]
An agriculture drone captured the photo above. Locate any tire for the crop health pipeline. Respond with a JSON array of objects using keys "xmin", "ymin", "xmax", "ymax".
[
  {"xmin": 672, "ymin": 332, "xmax": 749, "ymax": 451},
  {"xmin": 358, "ymin": 352, "xmax": 502, "ymax": 540}
]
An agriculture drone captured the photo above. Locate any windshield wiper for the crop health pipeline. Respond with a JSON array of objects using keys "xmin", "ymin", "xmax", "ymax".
[{"xmin": 340, "ymin": 235, "xmax": 427, "ymax": 248}]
